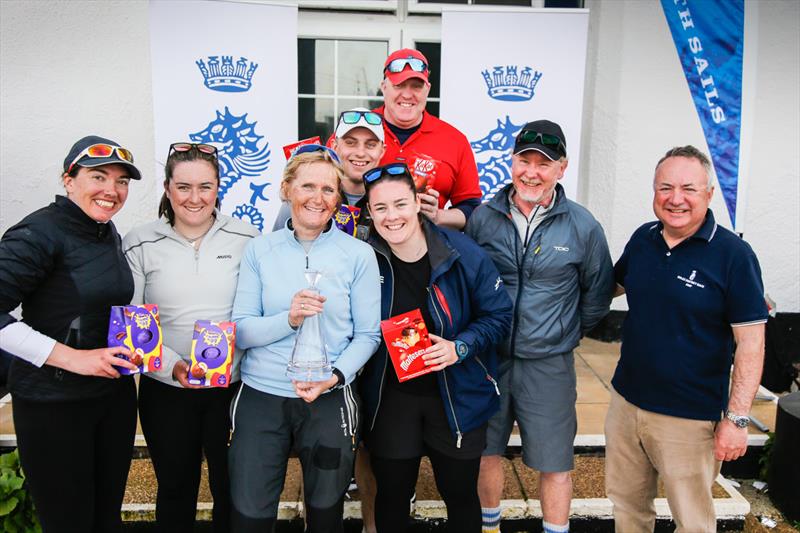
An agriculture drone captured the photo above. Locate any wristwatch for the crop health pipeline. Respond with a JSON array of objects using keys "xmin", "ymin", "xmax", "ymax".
[
  {"xmin": 724, "ymin": 410, "xmax": 750, "ymax": 429},
  {"xmin": 454, "ymin": 340, "xmax": 469, "ymax": 362}
]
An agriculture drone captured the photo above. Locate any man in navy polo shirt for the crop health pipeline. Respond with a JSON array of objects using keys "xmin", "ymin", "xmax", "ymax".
[{"xmin": 606, "ymin": 145, "xmax": 768, "ymax": 532}]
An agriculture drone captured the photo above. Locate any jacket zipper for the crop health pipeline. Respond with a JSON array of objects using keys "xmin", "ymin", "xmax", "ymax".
[
  {"xmin": 509, "ymin": 215, "xmax": 546, "ymax": 357},
  {"xmin": 427, "ymin": 286, "xmax": 463, "ymax": 448},
  {"xmin": 369, "ymin": 252, "xmax": 395, "ymax": 432},
  {"xmin": 474, "ymin": 355, "xmax": 500, "ymax": 396}
]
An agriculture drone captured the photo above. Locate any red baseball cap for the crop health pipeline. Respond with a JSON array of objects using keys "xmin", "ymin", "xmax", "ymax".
[{"xmin": 383, "ymin": 48, "xmax": 430, "ymax": 85}]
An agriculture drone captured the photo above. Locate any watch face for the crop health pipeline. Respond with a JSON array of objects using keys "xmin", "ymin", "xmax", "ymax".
[{"xmin": 456, "ymin": 342, "xmax": 467, "ymax": 356}]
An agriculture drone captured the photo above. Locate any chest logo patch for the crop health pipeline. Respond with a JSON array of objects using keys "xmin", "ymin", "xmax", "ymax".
[
  {"xmin": 553, "ymin": 246, "xmax": 570, "ymax": 252},
  {"xmin": 677, "ymin": 269, "xmax": 705, "ymax": 289}
]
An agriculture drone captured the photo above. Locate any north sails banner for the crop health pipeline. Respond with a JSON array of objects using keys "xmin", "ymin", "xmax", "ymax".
[
  {"xmin": 661, "ymin": 0, "xmax": 745, "ymax": 230},
  {"xmin": 150, "ymin": 0, "xmax": 297, "ymax": 231},
  {"xmin": 440, "ymin": 8, "xmax": 589, "ymax": 201}
]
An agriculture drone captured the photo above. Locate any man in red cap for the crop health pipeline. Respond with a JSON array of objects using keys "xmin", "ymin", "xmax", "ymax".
[{"xmin": 374, "ymin": 48, "xmax": 482, "ymax": 231}]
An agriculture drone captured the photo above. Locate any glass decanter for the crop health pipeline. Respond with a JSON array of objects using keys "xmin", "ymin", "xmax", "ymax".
[{"xmin": 286, "ymin": 270, "xmax": 332, "ymax": 382}]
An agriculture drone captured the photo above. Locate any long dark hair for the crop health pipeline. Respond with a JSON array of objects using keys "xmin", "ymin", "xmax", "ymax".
[{"xmin": 158, "ymin": 146, "xmax": 220, "ymax": 225}]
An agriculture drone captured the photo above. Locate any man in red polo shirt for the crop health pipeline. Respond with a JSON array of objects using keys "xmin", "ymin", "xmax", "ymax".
[{"xmin": 374, "ymin": 48, "xmax": 482, "ymax": 230}]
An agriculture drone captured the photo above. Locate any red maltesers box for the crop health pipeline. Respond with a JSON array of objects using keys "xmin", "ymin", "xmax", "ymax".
[{"xmin": 380, "ymin": 309, "xmax": 433, "ymax": 382}]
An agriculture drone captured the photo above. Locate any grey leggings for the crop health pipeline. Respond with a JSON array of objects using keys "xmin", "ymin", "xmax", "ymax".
[{"xmin": 228, "ymin": 383, "xmax": 360, "ymax": 533}]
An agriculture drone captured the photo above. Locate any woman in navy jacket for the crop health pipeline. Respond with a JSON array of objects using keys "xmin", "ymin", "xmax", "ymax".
[{"xmin": 359, "ymin": 163, "xmax": 512, "ymax": 533}]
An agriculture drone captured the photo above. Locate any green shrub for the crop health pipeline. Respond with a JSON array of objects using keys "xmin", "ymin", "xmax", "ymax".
[
  {"xmin": 0, "ymin": 449, "xmax": 41, "ymax": 533},
  {"xmin": 757, "ymin": 431, "xmax": 776, "ymax": 481}
]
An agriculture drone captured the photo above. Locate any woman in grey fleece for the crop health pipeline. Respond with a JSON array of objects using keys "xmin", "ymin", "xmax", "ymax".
[{"xmin": 123, "ymin": 142, "xmax": 259, "ymax": 533}]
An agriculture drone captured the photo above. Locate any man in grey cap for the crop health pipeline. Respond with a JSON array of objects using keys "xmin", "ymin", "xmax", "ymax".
[
  {"xmin": 272, "ymin": 107, "xmax": 385, "ymax": 239},
  {"xmin": 467, "ymin": 120, "xmax": 614, "ymax": 533}
]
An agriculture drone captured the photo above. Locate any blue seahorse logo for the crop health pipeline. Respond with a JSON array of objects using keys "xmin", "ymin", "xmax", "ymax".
[
  {"xmin": 189, "ymin": 107, "xmax": 271, "ymax": 230},
  {"xmin": 471, "ymin": 116, "xmax": 525, "ymax": 202}
]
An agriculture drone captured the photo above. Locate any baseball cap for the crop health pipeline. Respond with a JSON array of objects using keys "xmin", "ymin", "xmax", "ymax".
[
  {"xmin": 383, "ymin": 48, "xmax": 430, "ymax": 85},
  {"xmin": 63, "ymin": 135, "xmax": 142, "ymax": 180},
  {"xmin": 335, "ymin": 108, "xmax": 385, "ymax": 142},
  {"xmin": 513, "ymin": 120, "xmax": 567, "ymax": 161}
]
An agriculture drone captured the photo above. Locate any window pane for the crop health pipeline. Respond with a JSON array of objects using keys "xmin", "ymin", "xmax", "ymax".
[
  {"xmin": 475, "ymin": 0, "xmax": 531, "ymax": 5},
  {"xmin": 418, "ymin": 0, "xmax": 467, "ymax": 3},
  {"xmin": 545, "ymin": 0, "xmax": 583, "ymax": 7},
  {"xmin": 298, "ymin": 39, "xmax": 335, "ymax": 94},
  {"xmin": 415, "ymin": 42, "xmax": 440, "ymax": 99},
  {"xmin": 337, "ymin": 41, "xmax": 389, "ymax": 97},
  {"xmin": 339, "ymin": 98, "xmax": 386, "ymax": 113},
  {"xmin": 298, "ymin": 97, "xmax": 335, "ymax": 141}
]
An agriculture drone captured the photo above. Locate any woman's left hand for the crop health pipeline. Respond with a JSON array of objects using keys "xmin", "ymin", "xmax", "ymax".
[
  {"xmin": 293, "ymin": 375, "xmax": 339, "ymax": 403},
  {"xmin": 423, "ymin": 334, "xmax": 458, "ymax": 371}
]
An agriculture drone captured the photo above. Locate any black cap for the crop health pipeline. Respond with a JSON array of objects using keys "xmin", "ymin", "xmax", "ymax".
[
  {"xmin": 513, "ymin": 120, "xmax": 567, "ymax": 161},
  {"xmin": 63, "ymin": 135, "xmax": 142, "ymax": 180}
]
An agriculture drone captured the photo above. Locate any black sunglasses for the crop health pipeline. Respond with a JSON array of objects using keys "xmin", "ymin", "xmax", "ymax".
[
  {"xmin": 516, "ymin": 130, "xmax": 566, "ymax": 156},
  {"xmin": 363, "ymin": 163, "xmax": 411, "ymax": 185}
]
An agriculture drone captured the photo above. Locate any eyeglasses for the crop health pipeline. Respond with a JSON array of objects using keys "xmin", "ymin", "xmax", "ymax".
[
  {"xmin": 516, "ymin": 130, "xmax": 566, "ymax": 155},
  {"xmin": 67, "ymin": 144, "xmax": 134, "ymax": 173},
  {"xmin": 363, "ymin": 163, "xmax": 410, "ymax": 185},
  {"xmin": 384, "ymin": 57, "xmax": 428, "ymax": 74},
  {"xmin": 168, "ymin": 142, "xmax": 218, "ymax": 157},
  {"xmin": 291, "ymin": 143, "xmax": 341, "ymax": 164},
  {"xmin": 338, "ymin": 110, "xmax": 383, "ymax": 127}
]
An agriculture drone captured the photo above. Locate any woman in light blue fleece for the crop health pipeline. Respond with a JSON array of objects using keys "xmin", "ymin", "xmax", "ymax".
[{"xmin": 229, "ymin": 145, "xmax": 381, "ymax": 533}]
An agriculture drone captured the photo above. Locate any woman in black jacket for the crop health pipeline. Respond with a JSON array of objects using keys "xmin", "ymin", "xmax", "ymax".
[{"xmin": 0, "ymin": 135, "xmax": 143, "ymax": 532}]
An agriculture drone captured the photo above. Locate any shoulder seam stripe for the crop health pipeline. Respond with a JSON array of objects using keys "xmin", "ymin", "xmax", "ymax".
[
  {"xmin": 123, "ymin": 236, "xmax": 168, "ymax": 254},
  {"xmin": 219, "ymin": 228, "xmax": 257, "ymax": 239}
]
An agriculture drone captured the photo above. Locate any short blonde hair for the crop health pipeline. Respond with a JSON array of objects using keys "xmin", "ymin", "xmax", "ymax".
[{"xmin": 279, "ymin": 150, "xmax": 345, "ymax": 208}]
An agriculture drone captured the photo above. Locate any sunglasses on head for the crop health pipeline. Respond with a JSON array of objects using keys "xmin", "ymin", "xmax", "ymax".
[
  {"xmin": 338, "ymin": 110, "xmax": 383, "ymax": 127},
  {"xmin": 363, "ymin": 163, "xmax": 411, "ymax": 185},
  {"xmin": 384, "ymin": 57, "xmax": 428, "ymax": 74},
  {"xmin": 291, "ymin": 143, "xmax": 341, "ymax": 164},
  {"xmin": 67, "ymin": 144, "xmax": 134, "ymax": 173},
  {"xmin": 516, "ymin": 130, "xmax": 566, "ymax": 155},
  {"xmin": 168, "ymin": 142, "xmax": 218, "ymax": 157}
]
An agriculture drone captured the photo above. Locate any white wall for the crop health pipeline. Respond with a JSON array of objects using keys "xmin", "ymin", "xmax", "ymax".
[
  {"xmin": 579, "ymin": 0, "xmax": 800, "ymax": 311},
  {"xmin": 0, "ymin": 0, "xmax": 156, "ymax": 234},
  {"xmin": 2, "ymin": 0, "xmax": 798, "ymax": 311}
]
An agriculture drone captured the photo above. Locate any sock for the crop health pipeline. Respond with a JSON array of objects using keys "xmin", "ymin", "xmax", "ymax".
[
  {"xmin": 482, "ymin": 506, "xmax": 501, "ymax": 533},
  {"xmin": 542, "ymin": 520, "xmax": 569, "ymax": 533}
]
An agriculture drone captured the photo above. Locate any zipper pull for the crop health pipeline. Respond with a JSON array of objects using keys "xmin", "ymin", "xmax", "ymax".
[
  {"xmin": 228, "ymin": 429, "xmax": 233, "ymax": 447},
  {"xmin": 488, "ymin": 375, "xmax": 500, "ymax": 396},
  {"xmin": 456, "ymin": 431, "xmax": 463, "ymax": 449}
]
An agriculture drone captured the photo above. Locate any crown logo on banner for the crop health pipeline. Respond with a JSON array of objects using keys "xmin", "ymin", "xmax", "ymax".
[
  {"xmin": 195, "ymin": 56, "xmax": 258, "ymax": 92},
  {"xmin": 481, "ymin": 66, "xmax": 542, "ymax": 102}
]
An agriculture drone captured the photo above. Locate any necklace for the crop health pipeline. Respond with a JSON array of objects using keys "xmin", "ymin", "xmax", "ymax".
[{"xmin": 174, "ymin": 219, "xmax": 214, "ymax": 249}]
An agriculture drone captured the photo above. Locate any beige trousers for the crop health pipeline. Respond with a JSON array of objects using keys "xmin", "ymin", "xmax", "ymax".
[{"xmin": 604, "ymin": 387, "xmax": 721, "ymax": 533}]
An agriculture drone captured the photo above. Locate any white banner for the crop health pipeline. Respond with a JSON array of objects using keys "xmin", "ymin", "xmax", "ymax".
[
  {"xmin": 440, "ymin": 8, "xmax": 589, "ymax": 201},
  {"xmin": 149, "ymin": 0, "xmax": 297, "ymax": 231}
]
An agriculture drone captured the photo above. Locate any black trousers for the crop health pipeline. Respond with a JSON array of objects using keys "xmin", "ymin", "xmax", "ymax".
[
  {"xmin": 367, "ymin": 386, "xmax": 484, "ymax": 533},
  {"xmin": 12, "ymin": 378, "xmax": 137, "ymax": 533},
  {"xmin": 138, "ymin": 376, "xmax": 237, "ymax": 533},
  {"xmin": 371, "ymin": 450, "xmax": 482, "ymax": 533}
]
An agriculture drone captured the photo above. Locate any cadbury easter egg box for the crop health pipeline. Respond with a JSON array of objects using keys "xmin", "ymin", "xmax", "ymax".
[
  {"xmin": 108, "ymin": 304, "xmax": 163, "ymax": 375},
  {"xmin": 188, "ymin": 320, "xmax": 235, "ymax": 387}
]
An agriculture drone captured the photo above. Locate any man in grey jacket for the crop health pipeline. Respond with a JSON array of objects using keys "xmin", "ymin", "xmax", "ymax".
[{"xmin": 467, "ymin": 120, "xmax": 614, "ymax": 533}]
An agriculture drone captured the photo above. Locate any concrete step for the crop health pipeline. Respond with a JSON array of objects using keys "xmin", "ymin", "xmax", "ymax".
[{"xmin": 121, "ymin": 455, "xmax": 750, "ymax": 530}]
